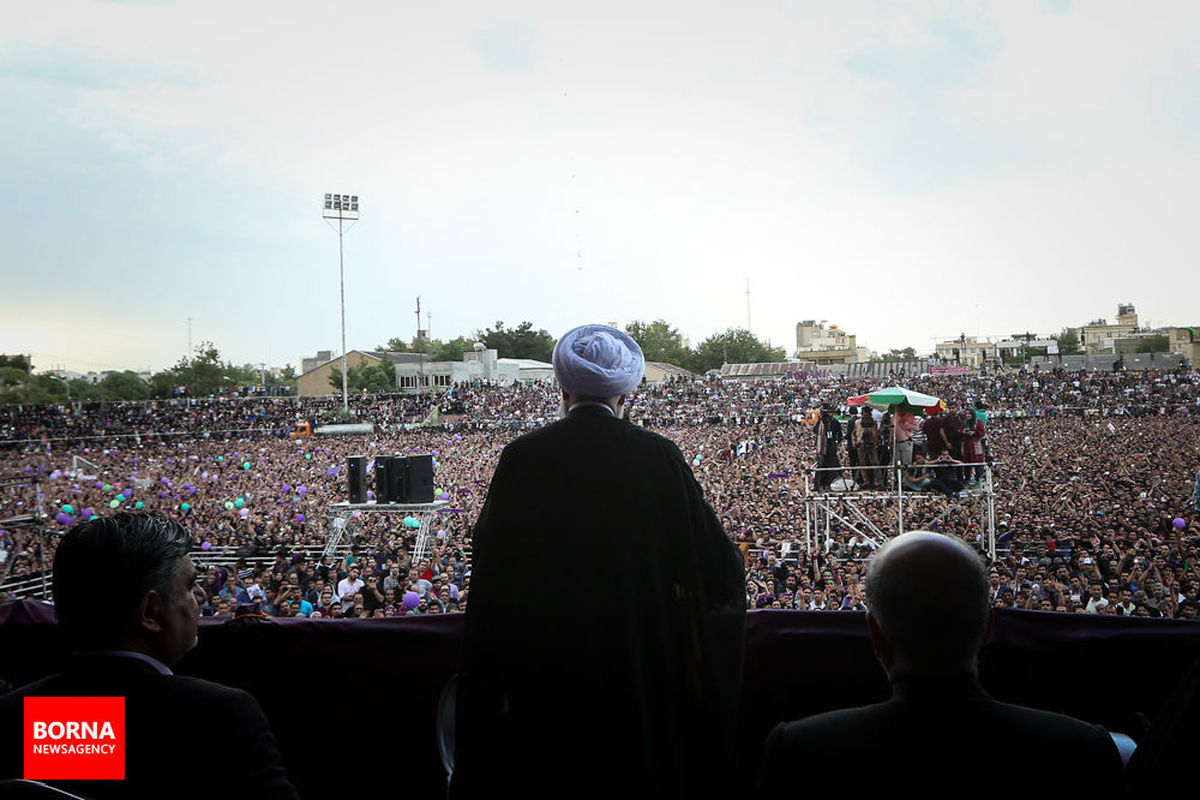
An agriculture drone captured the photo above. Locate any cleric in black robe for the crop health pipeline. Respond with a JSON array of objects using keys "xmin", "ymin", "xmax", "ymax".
[{"xmin": 450, "ymin": 324, "xmax": 745, "ymax": 800}]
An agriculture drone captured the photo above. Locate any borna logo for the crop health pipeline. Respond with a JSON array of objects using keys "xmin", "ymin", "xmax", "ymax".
[{"xmin": 23, "ymin": 697, "xmax": 125, "ymax": 780}]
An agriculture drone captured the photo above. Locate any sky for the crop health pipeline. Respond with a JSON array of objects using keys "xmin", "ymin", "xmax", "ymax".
[{"xmin": 2, "ymin": 0, "xmax": 1197, "ymax": 375}]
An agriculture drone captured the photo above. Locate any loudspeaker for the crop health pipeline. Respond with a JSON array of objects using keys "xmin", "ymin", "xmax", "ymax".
[
  {"xmin": 404, "ymin": 454, "xmax": 434, "ymax": 503},
  {"xmin": 374, "ymin": 456, "xmax": 394, "ymax": 503},
  {"xmin": 385, "ymin": 456, "xmax": 409, "ymax": 504},
  {"xmin": 347, "ymin": 455, "xmax": 367, "ymax": 503}
]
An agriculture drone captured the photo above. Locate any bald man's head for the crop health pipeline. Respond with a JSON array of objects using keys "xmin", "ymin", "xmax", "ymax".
[{"xmin": 865, "ymin": 531, "xmax": 991, "ymax": 678}]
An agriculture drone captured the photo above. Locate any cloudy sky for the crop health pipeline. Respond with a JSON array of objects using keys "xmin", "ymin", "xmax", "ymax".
[{"xmin": 2, "ymin": 0, "xmax": 1197, "ymax": 374}]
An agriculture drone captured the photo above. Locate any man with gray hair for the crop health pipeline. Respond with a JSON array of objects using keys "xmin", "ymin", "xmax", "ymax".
[
  {"xmin": 453, "ymin": 324, "xmax": 744, "ymax": 799},
  {"xmin": 758, "ymin": 531, "xmax": 1127, "ymax": 798},
  {"xmin": 0, "ymin": 512, "xmax": 298, "ymax": 798}
]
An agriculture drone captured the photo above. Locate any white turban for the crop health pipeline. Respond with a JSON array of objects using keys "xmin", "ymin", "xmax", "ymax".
[{"xmin": 553, "ymin": 324, "xmax": 645, "ymax": 398}]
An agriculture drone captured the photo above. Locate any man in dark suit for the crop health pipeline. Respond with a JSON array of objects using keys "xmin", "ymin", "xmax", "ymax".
[
  {"xmin": 0, "ymin": 512, "xmax": 298, "ymax": 799},
  {"xmin": 451, "ymin": 324, "xmax": 745, "ymax": 800},
  {"xmin": 758, "ymin": 531, "xmax": 1128, "ymax": 798}
]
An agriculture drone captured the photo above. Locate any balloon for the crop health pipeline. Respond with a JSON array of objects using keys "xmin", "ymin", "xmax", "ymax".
[
  {"xmin": 235, "ymin": 497, "xmax": 245, "ymax": 508},
  {"xmin": 81, "ymin": 508, "xmax": 94, "ymax": 519},
  {"xmin": 116, "ymin": 494, "xmax": 125, "ymax": 503},
  {"xmin": 437, "ymin": 529, "xmax": 446, "ymax": 539},
  {"xmin": 109, "ymin": 500, "xmax": 120, "ymax": 508},
  {"xmin": 305, "ymin": 454, "xmax": 312, "ymax": 460},
  {"xmin": 217, "ymin": 456, "xmax": 224, "ymax": 462},
  {"xmin": 224, "ymin": 501, "xmax": 234, "ymax": 511},
  {"xmin": 297, "ymin": 486, "xmax": 308, "ymax": 495},
  {"xmin": 282, "ymin": 484, "xmax": 292, "ymax": 494},
  {"xmin": 243, "ymin": 461, "xmax": 251, "ymax": 470},
  {"xmin": 102, "ymin": 484, "xmax": 111, "ymax": 491},
  {"xmin": 135, "ymin": 501, "xmax": 144, "ymax": 509},
  {"xmin": 440, "ymin": 492, "xmax": 450, "ymax": 501},
  {"xmin": 1175, "ymin": 517, "xmax": 1187, "ymax": 530},
  {"xmin": 61, "ymin": 504, "xmax": 74, "ymax": 515},
  {"xmin": 181, "ymin": 503, "xmax": 191, "ymax": 512},
  {"xmin": 295, "ymin": 513, "xmax": 306, "ymax": 523},
  {"xmin": 55, "ymin": 513, "xmax": 72, "ymax": 525},
  {"xmin": 200, "ymin": 541, "xmax": 212, "ymax": 551},
  {"xmin": 402, "ymin": 591, "xmax": 420, "ymax": 610},
  {"xmin": 239, "ymin": 508, "xmax": 249, "ymax": 518}
]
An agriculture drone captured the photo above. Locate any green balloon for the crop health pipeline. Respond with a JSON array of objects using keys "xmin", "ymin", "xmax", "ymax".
[
  {"xmin": 217, "ymin": 456, "xmax": 224, "ymax": 462},
  {"xmin": 224, "ymin": 501, "xmax": 234, "ymax": 510},
  {"xmin": 102, "ymin": 484, "xmax": 111, "ymax": 491},
  {"xmin": 243, "ymin": 461, "xmax": 251, "ymax": 470},
  {"xmin": 181, "ymin": 503, "xmax": 191, "ymax": 511},
  {"xmin": 235, "ymin": 497, "xmax": 245, "ymax": 508},
  {"xmin": 116, "ymin": 494, "xmax": 125, "ymax": 503},
  {"xmin": 135, "ymin": 501, "xmax": 144, "ymax": 509},
  {"xmin": 109, "ymin": 499, "xmax": 120, "ymax": 508},
  {"xmin": 61, "ymin": 504, "xmax": 74, "ymax": 514}
]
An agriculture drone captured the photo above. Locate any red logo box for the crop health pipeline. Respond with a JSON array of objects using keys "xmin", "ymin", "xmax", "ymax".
[{"xmin": 24, "ymin": 697, "xmax": 125, "ymax": 780}]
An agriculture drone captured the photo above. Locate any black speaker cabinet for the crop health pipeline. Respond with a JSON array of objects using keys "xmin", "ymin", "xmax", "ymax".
[
  {"xmin": 404, "ymin": 454, "xmax": 434, "ymax": 503},
  {"xmin": 374, "ymin": 455, "xmax": 393, "ymax": 503},
  {"xmin": 347, "ymin": 455, "xmax": 367, "ymax": 503},
  {"xmin": 385, "ymin": 456, "xmax": 409, "ymax": 504}
]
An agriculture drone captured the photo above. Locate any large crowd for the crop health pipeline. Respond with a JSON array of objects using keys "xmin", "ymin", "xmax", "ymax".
[{"xmin": 2, "ymin": 365, "xmax": 1198, "ymax": 620}]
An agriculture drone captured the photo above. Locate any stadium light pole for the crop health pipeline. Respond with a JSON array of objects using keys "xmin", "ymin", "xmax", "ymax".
[{"xmin": 322, "ymin": 193, "xmax": 360, "ymax": 413}]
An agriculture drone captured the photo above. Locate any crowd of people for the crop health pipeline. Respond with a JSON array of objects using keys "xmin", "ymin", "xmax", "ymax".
[{"xmin": 2, "ymin": 364, "xmax": 1198, "ymax": 621}]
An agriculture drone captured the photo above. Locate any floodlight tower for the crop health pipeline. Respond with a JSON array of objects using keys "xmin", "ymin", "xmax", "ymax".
[{"xmin": 322, "ymin": 193, "xmax": 360, "ymax": 413}]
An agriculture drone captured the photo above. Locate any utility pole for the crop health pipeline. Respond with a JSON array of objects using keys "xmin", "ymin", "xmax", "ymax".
[
  {"xmin": 415, "ymin": 296, "xmax": 424, "ymax": 392},
  {"xmin": 187, "ymin": 317, "xmax": 192, "ymax": 361},
  {"xmin": 745, "ymin": 278, "xmax": 752, "ymax": 333}
]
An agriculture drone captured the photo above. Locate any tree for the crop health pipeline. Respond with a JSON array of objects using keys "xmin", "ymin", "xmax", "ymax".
[
  {"xmin": 376, "ymin": 337, "xmax": 410, "ymax": 353},
  {"xmin": 688, "ymin": 328, "xmax": 786, "ymax": 373},
  {"xmin": 329, "ymin": 356, "xmax": 395, "ymax": 395},
  {"xmin": 0, "ymin": 355, "xmax": 31, "ymax": 373},
  {"xmin": 1055, "ymin": 330, "xmax": 1081, "ymax": 355},
  {"xmin": 150, "ymin": 341, "xmax": 258, "ymax": 398},
  {"xmin": 476, "ymin": 321, "xmax": 556, "ymax": 361},
  {"xmin": 870, "ymin": 347, "xmax": 919, "ymax": 363},
  {"xmin": 99, "ymin": 371, "xmax": 151, "ymax": 401},
  {"xmin": 430, "ymin": 336, "xmax": 476, "ymax": 363},
  {"xmin": 1136, "ymin": 334, "xmax": 1170, "ymax": 354},
  {"xmin": 625, "ymin": 320, "xmax": 691, "ymax": 366}
]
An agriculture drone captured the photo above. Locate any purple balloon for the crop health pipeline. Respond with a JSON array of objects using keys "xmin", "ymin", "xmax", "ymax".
[
  {"xmin": 402, "ymin": 591, "xmax": 420, "ymax": 610},
  {"xmin": 297, "ymin": 486, "xmax": 307, "ymax": 495},
  {"xmin": 81, "ymin": 508, "xmax": 94, "ymax": 519},
  {"xmin": 200, "ymin": 541, "xmax": 212, "ymax": 551},
  {"xmin": 1174, "ymin": 517, "xmax": 1187, "ymax": 530},
  {"xmin": 295, "ymin": 513, "xmax": 306, "ymax": 523},
  {"xmin": 55, "ymin": 513, "xmax": 72, "ymax": 525}
]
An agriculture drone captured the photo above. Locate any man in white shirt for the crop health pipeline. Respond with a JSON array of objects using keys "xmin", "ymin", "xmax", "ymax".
[{"xmin": 336, "ymin": 566, "xmax": 365, "ymax": 614}]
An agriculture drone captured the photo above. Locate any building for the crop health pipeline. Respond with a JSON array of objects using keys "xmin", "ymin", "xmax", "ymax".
[
  {"xmin": 300, "ymin": 350, "xmax": 334, "ymax": 375},
  {"xmin": 643, "ymin": 362, "xmax": 696, "ymax": 385},
  {"xmin": 794, "ymin": 321, "xmax": 862, "ymax": 364},
  {"xmin": 296, "ymin": 347, "xmax": 556, "ymax": 396},
  {"xmin": 1074, "ymin": 304, "xmax": 1139, "ymax": 355},
  {"xmin": 296, "ymin": 350, "xmax": 386, "ymax": 397},
  {"xmin": 935, "ymin": 336, "xmax": 998, "ymax": 369}
]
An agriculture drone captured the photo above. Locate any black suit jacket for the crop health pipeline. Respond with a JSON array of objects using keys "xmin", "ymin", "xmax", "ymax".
[
  {"xmin": 452, "ymin": 405, "xmax": 745, "ymax": 799},
  {"xmin": 758, "ymin": 675, "xmax": 1128, "ymax": 799},
  {"xmin": 0, "ymin": 653, "xmax": 298, "ymax": 800}
]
